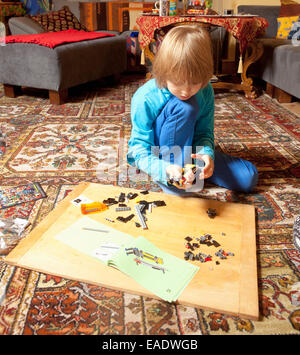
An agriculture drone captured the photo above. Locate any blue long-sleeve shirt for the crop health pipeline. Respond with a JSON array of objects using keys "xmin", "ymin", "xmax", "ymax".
[{"xmin": 127, "ymin": 79, "xmax": 215, "ymax": 185}]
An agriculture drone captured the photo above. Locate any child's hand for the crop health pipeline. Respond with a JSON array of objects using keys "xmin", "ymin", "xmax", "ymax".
[
  {"xmin": 191, "ymin": 154, "xmax": 214, "ymax": 179},
  {"xmin": 166, "ymin": 164, "xmax": 195, "ymax": 189}
]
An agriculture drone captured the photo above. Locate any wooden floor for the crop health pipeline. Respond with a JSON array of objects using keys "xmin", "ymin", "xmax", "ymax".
[{"xmin": 281, "ymin": 101, "xmax": 300, "ymax": 116}]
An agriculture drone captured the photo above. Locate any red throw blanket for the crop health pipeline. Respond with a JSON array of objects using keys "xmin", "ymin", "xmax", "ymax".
[{"xmin": 2, "ymin": 29, "xmax": 116, "ymax": 48}]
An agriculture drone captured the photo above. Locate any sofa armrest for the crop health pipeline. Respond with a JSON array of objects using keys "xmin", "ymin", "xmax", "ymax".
[{"xmin": 8, "ymin": 17, "xmax": 45, "ymax": 35}]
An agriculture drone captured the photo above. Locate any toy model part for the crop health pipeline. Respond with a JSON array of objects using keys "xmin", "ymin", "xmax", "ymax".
[
  {"xmin": 115, "ymin": 206, "xmax": 131, "ymax": 212},
  {"xmin": 104, "ymin": 217, "xmax": 114, "ymax": 222},
  {"xmin": 135, "ymin": 204, "xmax": 148, "ymax": 229},
  {"xmin": 102, "ymin": 197, "xmax": 118, "ymax": 206},
  {"xmin": 133, "ymin": 257, "xmax": 167, "ymax": 273},
  {"xmin": 117, "ymin": 214, "xmax": 135, "ymax": 223},
  {"xmin": 207, "ymin": 208, "xmax": 217, "ymax": 218},
  {"xmin": 125, "ymin": 247, "xmax": 163, "ymax": 264},
  {"xmin": 127, "ymin": 192, "xmax": 138, "ymax": 200},
  {"xmin": 118, "ymin": 192, "xmax": 125, "ymax": 203},
  {"xmin": 167, "ymin": 164, "xmax": 198, "ymax": 187},
  {"xmin": 81, "ymin": 202, "xmax": 108, "ymax": 215}
]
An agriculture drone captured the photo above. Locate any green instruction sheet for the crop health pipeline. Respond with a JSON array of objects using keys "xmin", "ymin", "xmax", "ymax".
[
  {"xmin": 55, "ymin": 216, "xmax": 135, "ymax": 263},
  {"xmin": 55, "ymin": 218, "xmax": 199, "ymax": 302},
  {"xmin": 110, "ymin": 236, "xmax": 199, "ymax": 302}
]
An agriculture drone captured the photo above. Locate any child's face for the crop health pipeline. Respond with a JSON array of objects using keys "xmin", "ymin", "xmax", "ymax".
[{"xmin": 166, "ymin": 80, "xmax": 203, "ymax": 101}]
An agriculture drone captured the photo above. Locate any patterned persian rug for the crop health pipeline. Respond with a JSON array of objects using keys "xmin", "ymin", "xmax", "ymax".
[{"xmin": 0, "ymin": 74, "xmax": 299, "ymax": 335}]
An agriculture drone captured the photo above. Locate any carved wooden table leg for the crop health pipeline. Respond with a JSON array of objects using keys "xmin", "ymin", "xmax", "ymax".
[
  {"xmin": 240, "ymin": 40, "xmax": 264, "ymax": 99},
  {"xmin": 144, "ymin": 42, "xmax": 155, "ymax": 80}
]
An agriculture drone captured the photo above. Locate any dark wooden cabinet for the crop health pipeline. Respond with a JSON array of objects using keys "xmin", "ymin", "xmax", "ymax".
[{"xmin": 0, "ymin": 2, "xmax": 25, "ymax": 35}]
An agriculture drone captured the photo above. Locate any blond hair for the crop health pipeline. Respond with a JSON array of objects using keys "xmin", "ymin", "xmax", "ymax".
[{"xmin": 152, "ymin": 25, "xmax": 214, "ymax": 89}]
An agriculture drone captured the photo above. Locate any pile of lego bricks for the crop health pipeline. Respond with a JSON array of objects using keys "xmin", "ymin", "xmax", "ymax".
[
  {"xmin": 184, "ymin": 234, "xmax": 234, "ymax": 265},
  {"xmin": 102, "ymin": 190, "xmax": 166, "ymax": 228}
]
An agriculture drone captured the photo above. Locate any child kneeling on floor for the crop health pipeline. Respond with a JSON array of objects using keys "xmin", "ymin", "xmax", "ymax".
[{"xmin": 127, "ymin": 25, "xmax": 258, "ymax": 195}]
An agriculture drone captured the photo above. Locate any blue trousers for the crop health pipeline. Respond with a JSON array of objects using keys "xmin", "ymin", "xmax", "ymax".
[{"xmin": 153, "ymin": 95, "xmax": 258, "ymax": 195}]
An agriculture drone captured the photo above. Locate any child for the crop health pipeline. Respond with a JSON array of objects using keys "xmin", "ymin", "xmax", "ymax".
[{"xmin": 127, "ymin": 25, "xmax": 258, "ymax": 195}]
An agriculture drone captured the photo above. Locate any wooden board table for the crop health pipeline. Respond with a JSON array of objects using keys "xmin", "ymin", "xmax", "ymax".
[{"xmin": 5, "ymin": 182, "xmax": 259, "ymax": 320}]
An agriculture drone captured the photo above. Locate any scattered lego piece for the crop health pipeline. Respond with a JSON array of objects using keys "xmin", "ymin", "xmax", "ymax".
[
  {"xmin": 135, "ymin": 204, "xmax": 148, "ymax": 229},
  {"xmin": 104, "ymin": 217, "xmax": 114, "ymax": 223},
  {"xmin": 117, "ymin": 214, "xmax": 134, "ymax": 223},
  {"xmin": 140, "ymin": 190, "xmax": 149, "ymax": 195},
  {"xmin": 138, "ymin": 200, "xmax": 149, "ymax": 214},
  {"xmin": 215, "ymin": 248, "xmax": 235, "ymax": 260},
  {"xmin": 118, "ymin": 192, "xmax": 125, "ymax": 203},
  {"xmin": 185, "ymin": 236, "xmax": 193, "ymax": 242},
  {"xmin": 127, "ymin": 192, "xmax": 138, "ymax": 200},
  {"xmin": 187, "ymin": 242, "xmax": 194, "ymax": 251},
  {"xmin": 199, "ymin": 234, "xmax": 215, "ymax": 246},
  {"xmin": 152, "ymin": 200, "xmax": 166, "ymax": 207},
  {"xmin": 118, "ymin": 203, "xmax": 127, "ymax": 207},
  {"xmin": 212, "ymin": 240, "xmax": 220, "ymax": 248},
  {"xmin": 189, "ymin": 253, "xmax": 195, "ymax": 261},
  {"xmin": 115, "ymin": 206, "xmax": 131, "ymax": 212},
  {"xmin": 184, "ymin": 243, "xmax": 191, "ymax": 249},
  {"xmin": 103, "ymin": 197, "xmax": 118, "ymax": 206},
  {"xmin": 207, "ymin": 208, "xmax": 217, "ymax": 219},
  {"xmin": 135, "ymin": 222, "xmax": 141, "ymax": 228}
]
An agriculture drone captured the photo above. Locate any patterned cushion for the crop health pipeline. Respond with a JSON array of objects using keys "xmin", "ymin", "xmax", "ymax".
[
  {"xmin": 288, "ymin": 17, "xmax": 300, "ymax": 39},
  {"xmin": 279, "ymin": 0, "xmax": 300, "ymax": 17},
  {"xmin": 276, "ymin": 15, "xmax": 300, "ymax": 38},
  {"xmin": 28, "ymin": 6, "xmax": 88, "ymax": 32}
]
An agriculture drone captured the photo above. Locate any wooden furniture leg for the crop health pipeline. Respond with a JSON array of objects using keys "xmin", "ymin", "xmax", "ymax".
[
  {"xmin": 3, "ymin": 84, "xmax": 22, "ymax": 98},
  {"xmin": 49, "ymin": 89, "xmax": 68, "ymax": 105},
  {"xmin": 266, "ymin": 83, "xmax": 292, "ymax": 103},
  {"xmin": 240, "ymin": 40, "xmax": 264, "ymax": 99},
  {"xmin": 266, "ymin": 82, "xmax": 275, "ymax": 97},
  {"xmin": 274, "ymin": 87, "xmax": 292, "ymax": 103},
  {"xmin": 144, "ymin": 41, "xmax": 156, "ymax": 80}
]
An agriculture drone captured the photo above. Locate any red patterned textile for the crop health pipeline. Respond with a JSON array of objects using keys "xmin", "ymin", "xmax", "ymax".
[
  {"xmin": 3, "ymin": 29, "xmax": 116, "ymax": 48},
  {"xmin": 136, "ymin": 15, "xmax": 268, "ymax": 53}
]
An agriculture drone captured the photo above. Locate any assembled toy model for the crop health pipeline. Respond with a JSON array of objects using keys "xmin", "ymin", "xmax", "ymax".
[
  {"xmin": 167, "ymin": 164, "xmax": 198, "ymax": 187},
  {"xmin": 125, "ymin": 247, "xmax": 163, "ymax": 264}
]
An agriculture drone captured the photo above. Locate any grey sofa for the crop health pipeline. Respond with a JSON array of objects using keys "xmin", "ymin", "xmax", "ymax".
[
  {"xmin": 0, "ymin": 3, "xmax": 127, "ymax": 104},
  {"xmin": 238, "ymin": 5, "xmax": 300, "ymax": 102}
]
